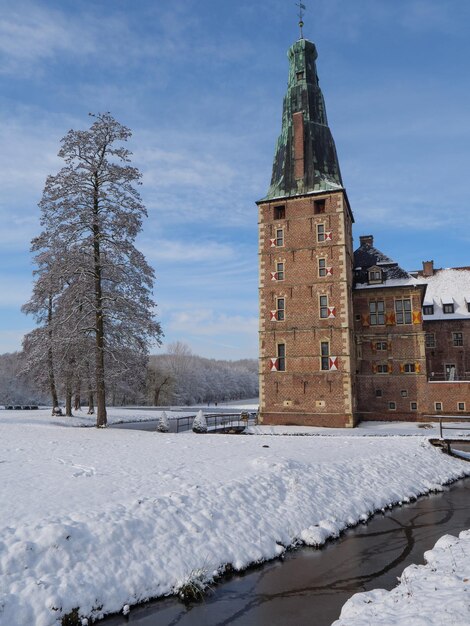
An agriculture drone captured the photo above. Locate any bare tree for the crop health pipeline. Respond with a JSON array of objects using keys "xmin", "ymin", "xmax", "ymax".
[{"xmin": 24, "ymin": 113, "xmax": 163, "ymax": 426}]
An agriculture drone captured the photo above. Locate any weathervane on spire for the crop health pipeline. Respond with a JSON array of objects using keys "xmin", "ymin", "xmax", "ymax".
[{"xmin": 296, "ymin": 2, "xmax": 306, "ymax": 39}]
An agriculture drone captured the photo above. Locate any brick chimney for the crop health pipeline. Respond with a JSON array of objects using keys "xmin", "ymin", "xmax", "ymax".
[
  {"xmin": 422, "ymin": 260, "xmax": 434, "ymax": 277},
  {"xmin": 359, "ymin": 235, "xmax": 373, "ymax": 247}
]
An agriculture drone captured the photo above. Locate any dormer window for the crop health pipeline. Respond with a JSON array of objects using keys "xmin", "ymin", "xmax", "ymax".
[
  {"xmin": 368, "ymin": 267, "xmax": 383, "ymax": 284},
  {"xmin": 423, "ymin": 305, "xmax": 434, "ymax": 315},
  {"xmin": 443, "ymin": 303, "xmax": 454, "ymax": 314}
]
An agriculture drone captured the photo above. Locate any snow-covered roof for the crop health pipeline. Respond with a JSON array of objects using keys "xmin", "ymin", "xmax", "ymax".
[
  {"xmin": 416, "ymin": 268, "xmax": 470, "ymax": 321},
  {"xmin": 353, "ymin": 237, "xmax": 411, "ymax": 287},
  {"xmin": 355, "ymin": 276, "xmax": 423, "ymax": 291}
]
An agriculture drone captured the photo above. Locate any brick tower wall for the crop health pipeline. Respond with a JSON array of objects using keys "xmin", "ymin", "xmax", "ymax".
[{"xmin": 258, "ymin": 190, "xmax": 357, "ymax": 427}]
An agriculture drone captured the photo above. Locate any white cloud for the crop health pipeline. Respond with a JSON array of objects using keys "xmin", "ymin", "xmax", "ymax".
[
  {"xmin": 140, "ymin": 239, "xmax": 235, "ymax": 263},
  {"xmin": 163, "ymin": 309, "xmax": 258, "ymax": 358},
  {"xmin": 0, "ymin": 4, "xmax": 96, "ymax": 76}
]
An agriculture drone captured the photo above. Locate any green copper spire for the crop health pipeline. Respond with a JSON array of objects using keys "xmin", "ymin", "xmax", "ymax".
[{"xmin": 262, "ymin": 38, "xmax": 343, "ymax": 201}]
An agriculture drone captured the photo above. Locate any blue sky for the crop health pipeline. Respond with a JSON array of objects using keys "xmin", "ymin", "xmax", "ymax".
[{"xmin": 1, "ymin": 0, "xmax": 470, "ymax": 359}]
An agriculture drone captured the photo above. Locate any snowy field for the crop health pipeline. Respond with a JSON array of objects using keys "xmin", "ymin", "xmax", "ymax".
[
  {"xmin": 333, "ymin": 529, "xmax": 470, "ymax": 626},
  {"xmin": 1, "ymin": 409, "xmax": 470, "ymax": 625}
]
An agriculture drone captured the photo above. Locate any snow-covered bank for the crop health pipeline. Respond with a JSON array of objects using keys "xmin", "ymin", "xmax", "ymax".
[
  {"xmin": 1, "ymin": 411, "xmax": 470, "ymax": 625},
  {"xmin": 334, "ymin": 530, "xmax": 470, "ymax": 626}
]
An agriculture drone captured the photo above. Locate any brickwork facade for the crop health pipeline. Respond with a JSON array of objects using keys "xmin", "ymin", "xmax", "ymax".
[
  {"xmin": 258, "ymin": 191, "xmax": 357, "ymax": 427},
  {"xmin": 354, "ymin": 283, "xmax": 470, "ymax": 421}
]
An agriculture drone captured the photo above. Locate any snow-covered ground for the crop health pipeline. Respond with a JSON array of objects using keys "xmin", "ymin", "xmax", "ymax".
[
  {"xmin": 333, "ymin": 530, "xmax": 470, "ymax": 626},
  {"xmin": 249, "ymin": 421, "xmax": 470, "ymax": 437},
  {"xmin": 1, "ymin": 409, "xmax": 470, "ymax": 625}
]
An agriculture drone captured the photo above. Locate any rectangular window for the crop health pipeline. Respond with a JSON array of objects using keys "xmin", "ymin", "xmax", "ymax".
[
  {"xmin": 276, "ymin": 262, "xmax": 284, "ymax": 281},
  {"xmin": 318, "ymin": 258, "xmax": 327, "ymax": 277},
  {"xmin": 388, "ymin": 401, "xmax": 396, "ymax": 411},
  {"xmin": 277, "ymin": 343, "xmax": 286, "ymax": 371},
  {"xmin": 401, "ymin": 389, "xmax": 408, "ymax": 397},
  {"xmin": 274, "ymin": 205, "xmax": 285, "ymax": 220},
  {"xmin": 443, "ymin": 303, "xmax": 454, "ymax": 314},
  {"xmin": 369, "ymin": 301, "xmax": 385, "ymax": 325},
  {"xmin": 275, "ymin": 228, "xmax": 284, "ymax": 247},
  {"xmin": 276, "ymin": 298, "xmax": 285, "ymax": 321},
  {"xmin": 434, "ymin": 401, "xmax": 442, "ymax": 412},
  {"xmin": 458, "ymin": 402, "xmax": 466, "ymax": 411},
  {"xmin": 453, "ymin": 332, "xmax": 463, "ymax": 346},
  {"xmin": 410, "ymin": 401, "xmax": 418, "ymax": 411},
  {"xmin": 395, "ymin": 299, "xmax": 412, "ymax": 324},
  {"xmin": 376, "ymin": 341, "xmax": 388, "ymax": 351},
  {"xmin": 375, "ymin": 389, "xmax": 382, "ymax": 397},
  {"xmin": 425, "ymin": 333, "xmax": 435, "ymax": 348},
  {"xmin": 377, "ymin": 364, "xmax": 389, "ymax": 374},
  {"xmin": 404, "ymin": 363, "xmax": 416, "ymax": 373},
  {"xmin": 423, "ymin": 305, "xmax": 434, "ymax": 315},
  {"xmin": 321, "ymin": 341, "xmax": 329, "ymax": 371},
  {"xmin": 317, "ymin": 224, "xmax": 325, "ymax": 242},
  {"xmin": 314, "ymin": 199, "xmax": 325, "ymax": 214},
  {"xmin": 319, "ymin": 295, "xmax": 328, "ymax": 319}
]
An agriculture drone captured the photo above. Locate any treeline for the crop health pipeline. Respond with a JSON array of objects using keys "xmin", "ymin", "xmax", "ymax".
[
  {"xmin": 0, "ymin": 344, "xmax": 258, "ymax": 408},
  {"xmin": 146, "ymin": 343, "xmax": 258, "ymax": 406}
]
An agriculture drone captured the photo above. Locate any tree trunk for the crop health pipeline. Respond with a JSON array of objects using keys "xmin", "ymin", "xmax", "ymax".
[
  {"xmin": 47, "ymin": 295, "xmax": 59, "ymax": 414},
  {"xmin": 65, "ymin": 385, "xmax": 73, "ymax": 417},
  {"xmin": 87, "ymin": 389, "xmax": 94, "ymax": 414},
  {"xmin": 74, "ymin": 381, "xmax": 81, "ymax": 411},
  {"xmin": 153, "ymin": 377, "xmax": 169, "ymax": 406},
  {"xmin": 93, "ymin": 178, "xmax": 107, "ymax": 428}
]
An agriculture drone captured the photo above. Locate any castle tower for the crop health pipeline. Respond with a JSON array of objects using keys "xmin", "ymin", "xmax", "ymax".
[{"xmin": 257, "ymin": 36, "xmax": 357, "ymax": 427}]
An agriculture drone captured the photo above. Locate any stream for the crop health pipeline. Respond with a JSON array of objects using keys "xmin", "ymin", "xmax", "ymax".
[{"xmin": 103, "ymin": 471, "xmax": 470, "ymax": 626}]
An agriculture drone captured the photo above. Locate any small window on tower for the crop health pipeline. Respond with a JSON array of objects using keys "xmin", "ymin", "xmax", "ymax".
[
  {"xmin": 277, "ymin": 343, "xmax": 286, "ymax": 371},
  {"xmin": 314, "ymin": 199, "xmax": 325, "ymax": 214},
  {"xmin": 276, "ymin": 262, "xmax": 284, "ymax": 281},
  {"xmin": 317, "ymin": 224, "xmax": 325, "ymax": 242},
  {"xmin": 276, "ymin": 297, "xmax": 285, "ymax": 321},
  {"xmin": 296, "ymin": 71, "xmax": 304, "ymax": 81},
  {"xmin": 321, "ymin": 341, "xmax": 329, "ymax": 370},
  {"xmin": 375, "ymin": 389, "xmax": 383, "ymax": 397},
  {"xmin": 319, "ymin": 295, "xmax": 328, "ymax": 318},
  {"xmin": 275, "ymin": 228, "xmax": 284, "ymax": 246},
  {"xmin": 274, "ymin": 205, "xmax": 285, "ymax": 220},
  {"xmin": 318, "ymin": 258, "xmax": 327, "ymax": 277}
]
